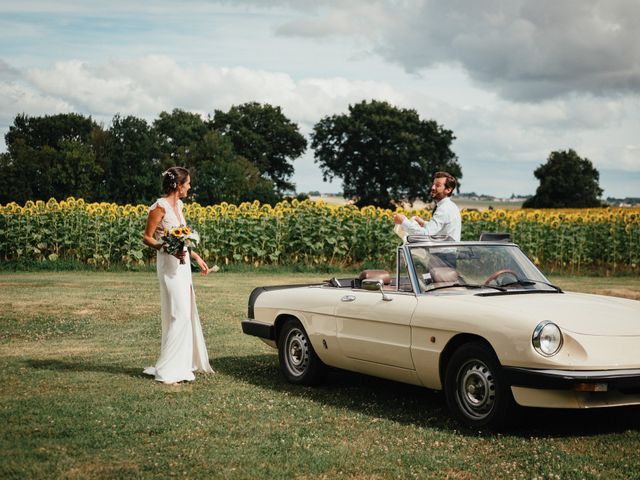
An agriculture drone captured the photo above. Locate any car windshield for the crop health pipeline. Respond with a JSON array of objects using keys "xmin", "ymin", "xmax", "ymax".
[{"xmin": 408, "ymin": 244, "xmax": 558, "ymax": 294}]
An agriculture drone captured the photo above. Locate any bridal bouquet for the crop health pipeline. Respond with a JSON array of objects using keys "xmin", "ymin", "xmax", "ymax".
[{"xmin": 161, "ymin": 226, "xmax": 200, "ymax": 264}]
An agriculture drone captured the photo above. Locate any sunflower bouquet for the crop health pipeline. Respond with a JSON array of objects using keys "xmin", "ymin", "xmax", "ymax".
[{"xmin": 161, "ymin": 226, "xmax": 200, "ymax": 264}]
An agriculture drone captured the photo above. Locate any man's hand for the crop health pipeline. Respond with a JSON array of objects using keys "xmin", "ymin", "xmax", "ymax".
[
  {"xmin": 413, "ymin": 215, "xmax": 426, "ymax": 227},
  {"xmin": 393, "ymin": 214, "xmax": 406, "ymax": 225}
]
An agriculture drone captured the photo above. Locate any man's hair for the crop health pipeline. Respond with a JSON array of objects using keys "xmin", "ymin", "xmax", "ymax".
[{"xmin": 434, "ymin": 171, "xmax": 457, "ymax": 196}]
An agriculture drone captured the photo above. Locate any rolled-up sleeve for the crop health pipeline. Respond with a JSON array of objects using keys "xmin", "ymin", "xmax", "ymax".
[{"xmin": 401, "ymin": 218, "xmax": 425, "ymax": 235}]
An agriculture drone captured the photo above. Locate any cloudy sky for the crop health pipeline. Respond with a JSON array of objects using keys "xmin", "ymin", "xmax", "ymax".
[{"xmin": 1, "ymin": 0, "xmax": 639, "ymax": 197}]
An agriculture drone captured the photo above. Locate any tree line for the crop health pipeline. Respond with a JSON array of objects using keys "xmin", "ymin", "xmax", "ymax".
[
  {"xmin": 0, "ymin": 100, "xmax": 463, "ymax": 209},
  {"xmin": 0, "ymin": 99, "xmax": 603, "ymax": 208},
  {"xmin": 0, "ymin": 102, "xmax": 307, "ymax": 206}
]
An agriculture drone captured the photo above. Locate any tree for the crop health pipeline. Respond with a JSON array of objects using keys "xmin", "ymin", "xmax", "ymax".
[
  {"xmin": 97, "ymin": 115, "xmax": 160, "ymax": 204},
  {"xmin": 0, "ymin": 113, "xmax": 101, "ymax": 204},
  {"xmin": 183, "ymin": 131, "xmax": 279, "ymax": 205},
  {"xmin": 153, "ymin": 109, "xmax": 282, "ymax": 204},
  {"xmin": 523, "ymin": 149, "xmax": 603, "ymax": 208},
  {"xmin": 210, "ymin": 102, "xmax": 307, "ymax": 194},
  {"xmin": 153, "ymin": 109, "xmax": 209, "ymax": 166},
  {"xmin": 5, "ymin": 113, "xmax": 96, "ymax": 152},
  {"xmin": 311, "ymin": 100, "xmax": 462, "ymax": 209}
]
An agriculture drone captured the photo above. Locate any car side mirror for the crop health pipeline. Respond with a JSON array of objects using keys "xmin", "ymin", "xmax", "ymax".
[{"xmin": 361, "ymin": 279, "xmax": 393, "ymax": 302}]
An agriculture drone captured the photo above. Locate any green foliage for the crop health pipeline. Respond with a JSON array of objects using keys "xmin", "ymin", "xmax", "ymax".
[
  {"xmin": 153, "ymin": 108, "xmax": 209, "ymax": 157},
  {"xmin": 0, "ymin": 113, "xmax": 101, "ymax": 204},
  {"xmin": 210, "ymin": 102, "xmax": 308, "ymax": 193},
  {"xmin": 311, "ymin": 99, "xmax": 462, "ymax": 209},
  {"xmin": 1, "ymin": 105, "xmax": 307, "ymax": 205},
  {"xmin": 524, "ymin": 149, "xmax": 604, "ymax": 208},
  {"xmin": 5, "ymin": 112, "xmax": 96, "ymax": 152},
  {"xmin": 98, "ymin": 115, "xmax": 161, "ymax": 204}
]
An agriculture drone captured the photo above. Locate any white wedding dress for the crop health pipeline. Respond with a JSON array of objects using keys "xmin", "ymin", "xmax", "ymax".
[{"xmin": 143, "ymin": 197, "xmax": 214, "ymax": 383}]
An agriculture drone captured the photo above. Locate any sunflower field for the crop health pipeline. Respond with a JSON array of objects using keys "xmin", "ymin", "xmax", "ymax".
[{"xmin": 1, "ymin": 197, "xmax": 639, "ymax": 272}]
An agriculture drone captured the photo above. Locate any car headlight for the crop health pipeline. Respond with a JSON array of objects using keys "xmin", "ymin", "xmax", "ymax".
[{"xmin": 532, "ymin": 321, "xmax": 563, "ymax": 357}]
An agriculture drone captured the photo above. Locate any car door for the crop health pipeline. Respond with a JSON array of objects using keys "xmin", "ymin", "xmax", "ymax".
[{"xmin": 335, "ymin": 290, "xmax": 418, "ymax": 369}]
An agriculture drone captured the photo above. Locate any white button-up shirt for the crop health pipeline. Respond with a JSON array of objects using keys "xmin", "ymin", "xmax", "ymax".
[{"xmin": 401, "ymin": 196, "xmax": 461, "ymax": 241}]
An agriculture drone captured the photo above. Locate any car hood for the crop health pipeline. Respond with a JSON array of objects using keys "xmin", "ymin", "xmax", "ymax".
[{"xmin": 465, "ymin": 291, "xmax": 640, "ymax": 336}]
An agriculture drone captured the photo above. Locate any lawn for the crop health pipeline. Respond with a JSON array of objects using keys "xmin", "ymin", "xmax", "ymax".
[{"xmin": 1, "ymin": 271, "xmax": 640, "ymax": 479}]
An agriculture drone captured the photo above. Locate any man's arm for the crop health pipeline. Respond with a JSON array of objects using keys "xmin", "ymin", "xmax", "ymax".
[
  {"xmin": 416, "ymin": 211, "xmax": 448, "ymax": 236},
  {"xmin": 393, "ymin": 214, "xmax": 426, "ymax": 235}
]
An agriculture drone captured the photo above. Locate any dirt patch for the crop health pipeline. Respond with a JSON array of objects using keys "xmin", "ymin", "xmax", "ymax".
[
  {"xmin": 0, "ymin": 342, "xmax": 100, "ymax": 357},
  {"xmin": 64, "ymin": 460, "xmax": 140, "ymax": 479},
  {"xmin": 581, "ymin": 288, "xmax": 640, "ymax": 301}
]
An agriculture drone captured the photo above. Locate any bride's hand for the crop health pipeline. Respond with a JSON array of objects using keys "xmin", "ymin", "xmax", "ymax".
[{"xmin": 193, "ymin": 255, "xmax": 210, "ymax": 275}]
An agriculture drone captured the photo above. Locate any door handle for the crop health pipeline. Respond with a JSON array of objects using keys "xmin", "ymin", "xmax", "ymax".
[{"xmin": 340, "ymin": 295, "xmax": 356, "ymax": 302}]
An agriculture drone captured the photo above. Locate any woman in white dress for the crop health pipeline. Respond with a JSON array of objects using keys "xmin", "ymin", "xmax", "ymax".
[{"xmin": 142, "ymin": 167, "xmax": 214, "ymax": 384}]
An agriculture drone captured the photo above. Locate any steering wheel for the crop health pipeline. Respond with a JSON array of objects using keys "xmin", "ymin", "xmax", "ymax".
[{"xmin": 483, "ymin": 269, "xmax": 518, "ymax": 286}]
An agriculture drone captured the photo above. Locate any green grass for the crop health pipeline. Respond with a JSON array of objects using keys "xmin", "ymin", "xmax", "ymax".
[{"xmin": 1, "ymin": 271, "xmax": 640, "ymax": 479}]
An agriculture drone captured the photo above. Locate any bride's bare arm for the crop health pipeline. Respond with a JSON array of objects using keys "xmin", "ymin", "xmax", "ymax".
[
  {"xmin": 190, "ymin": 250, "xmax": 210, "ymax": 275},
  {"xmin": 143, "ymin": 206, "xmax": 165, "ymax": 250}
]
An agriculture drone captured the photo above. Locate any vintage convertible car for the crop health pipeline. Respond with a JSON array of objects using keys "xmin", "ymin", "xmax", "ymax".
[{"xmin": 241, "ymin": 235, "xmax": 640, "ymax": 428}]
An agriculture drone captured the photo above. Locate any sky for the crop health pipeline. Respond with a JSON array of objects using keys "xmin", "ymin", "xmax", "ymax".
[{"xmin": 1, "ymin": 0, "xmax": 639, "ymax": 198}]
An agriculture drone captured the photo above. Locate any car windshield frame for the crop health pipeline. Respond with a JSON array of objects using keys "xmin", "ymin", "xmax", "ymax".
[{"xmin": 403, "ymin": 242, "xmax": 558, "ymax": 295}]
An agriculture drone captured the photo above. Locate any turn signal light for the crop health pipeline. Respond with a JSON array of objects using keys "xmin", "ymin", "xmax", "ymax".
[{"xmin": 574, "ymin": 383, "xmax": 608, "ymax": 392}]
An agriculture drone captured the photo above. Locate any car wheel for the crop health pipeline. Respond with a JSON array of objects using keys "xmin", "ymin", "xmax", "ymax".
[
  {"xmin": 278, "ymin": 318, "xmax": 327, "ymax": 385},
  {"xmin": 444, "ymin": 342, "xmax": 514, "ymax": 430}
]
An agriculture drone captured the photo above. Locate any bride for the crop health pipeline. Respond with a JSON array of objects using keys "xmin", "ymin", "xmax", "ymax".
[{"xmin": 142, "ymin": 166, "xmax": 214, "ymax": 384}]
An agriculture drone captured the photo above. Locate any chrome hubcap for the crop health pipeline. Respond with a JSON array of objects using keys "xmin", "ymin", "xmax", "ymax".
[
  {"xmin": 456, "ymin": 359, "xmax": 496, "ymax": 420},
  {"xmin": 285, "ymin": 328, "xmax": 309, "ymax": 376}
]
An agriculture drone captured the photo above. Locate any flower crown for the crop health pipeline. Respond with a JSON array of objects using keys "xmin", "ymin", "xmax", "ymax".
[{"xmin": 162, "ymin": 170, "xmax": 177, "ymax": 189}]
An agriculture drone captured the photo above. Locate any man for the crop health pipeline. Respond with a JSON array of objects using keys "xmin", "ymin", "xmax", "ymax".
[{"xmin": 393, "ymin": 171, "xmax": 461, "ymax": 241}]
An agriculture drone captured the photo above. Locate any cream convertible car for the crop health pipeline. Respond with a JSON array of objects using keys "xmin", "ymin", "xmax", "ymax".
[{"xmin": 241, "ymin": 235, "xmax": 640, "ymax": 429}]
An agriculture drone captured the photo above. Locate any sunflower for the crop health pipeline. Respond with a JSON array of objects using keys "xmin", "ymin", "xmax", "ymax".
[{"xmin": 171, "ymin": 227, "xmax": 183, "ymax": 237}]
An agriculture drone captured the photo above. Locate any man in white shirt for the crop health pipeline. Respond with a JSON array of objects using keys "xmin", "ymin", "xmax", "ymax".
[{"xmin": 393, "ymin": 171, "xmax": 461, "ymax": 241}]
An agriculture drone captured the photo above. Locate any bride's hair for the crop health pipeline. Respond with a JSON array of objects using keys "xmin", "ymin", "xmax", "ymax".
[{"xmin": 161, "ymin": 167, "xmax": 190, "ymax": 194}]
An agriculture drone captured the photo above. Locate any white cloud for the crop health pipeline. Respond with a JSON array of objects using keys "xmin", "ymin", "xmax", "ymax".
[
  {"xmin": 26, "ymin": 60, "xmax": 161, "ymax": 116},
  {"xmin": 0, "ymin": 80, "xmax": 74, "ymax": 130},
  {"xmin": 621, "ymin": 145, "xmax": 640, "ymax": 170},
  {"xmin": 16, "ymin": 56, "xmax": 406, "ymax": 130},
  {"xmin": 0, "ymin": 59, "xmax": 20, "ymax": 80},
  {"xmin": 271, "ymin": 0, "xmax": 640, "ymax": 101},
  {"xmin": 0, "ymin": 55, "xmax": 408, "ymax": 149}
]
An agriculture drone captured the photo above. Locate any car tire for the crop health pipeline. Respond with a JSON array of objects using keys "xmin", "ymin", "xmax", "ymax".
[
  {"xmin": 444, "ymin": 342, "xmax": 514, "ymax": 430},
  {"xmin": 278, "ymin": 318, "xmax": 327, "ymax": 385}
]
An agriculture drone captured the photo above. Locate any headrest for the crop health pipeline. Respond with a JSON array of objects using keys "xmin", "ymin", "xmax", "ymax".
[
  {"xmin": 479, "ymin": 232, "xmax": 512, "ymax": 242},
  {"xmin": 429, "ymin": 267, "xmax": 458, "ymax": 283},
  {"xmin": 359, "ymin": 269, "xmax": 391, "ymax": 285}
]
